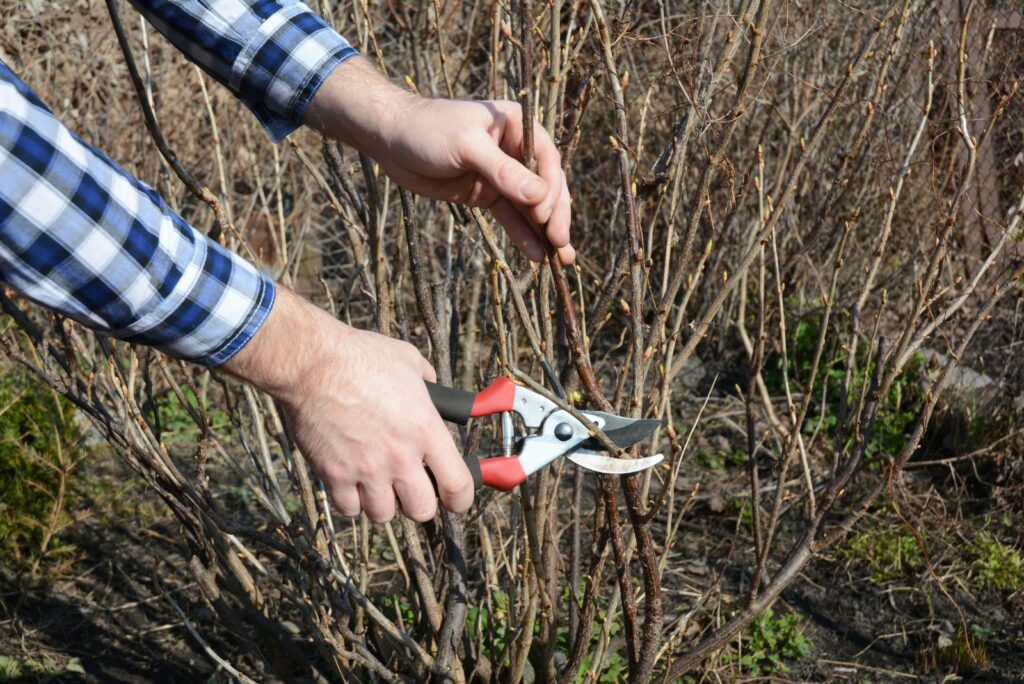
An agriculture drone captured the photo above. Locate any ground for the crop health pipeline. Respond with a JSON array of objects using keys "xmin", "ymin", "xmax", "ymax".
[
  {"xmin": 1, "ymin": 457, "xmax": 214, "ymax": 682},
  {"xmin": 1, "ymin": 344, "xmax": 1023, "ymax": 682},
  {"xmin": 3, "ymin": 431, "xmax": 1022, "ymax": 681}
]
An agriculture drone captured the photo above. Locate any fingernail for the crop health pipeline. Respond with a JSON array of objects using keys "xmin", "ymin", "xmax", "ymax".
[{"xmin": 520, "ymin": 177, "xmax": 544, "ymax": 201}]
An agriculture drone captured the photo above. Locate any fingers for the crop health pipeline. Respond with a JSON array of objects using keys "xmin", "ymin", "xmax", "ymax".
[
  {"xmin": 396, "ymin": 339, "xmax": 437, "ymax": 382},
  {"xmin": 547, "ymin": 176, "xmax": 573, "ymax": 263},
  {"xmin": 456, "ymin": 101, "xmax": 576, "ymax": 265},
  {"xmin": 419, "ymin": 357, "xmax": 437, "ymax": 383},
  {"xmin": 331, "ymin": 486, "xmax": 362, "ymax": 518},
  {"xmin": 409, "ymin": 351, "xmax": 474, "ymax": 514},
  {"xmin": 492, "ymin": 196, "xmax": 574, "ymax": 265},
  {"xmin": 394, "ymin": 471, "xmax": 438, "ymax": 522},
  {"xmin": 465, "ymin": 139, "xmax": 550, "ymax": 208},
  {"xmin": 491, "ymin": 198, "xmax": 546, "ymax": 262},
  {"xmin": 358, "ymin": 482, "xmax": 396, "ymax": 523},
  {"xmin": 530, "ymin": 122, "xmax": 567, "ymax": 229},
  {"xmin": 556, "ymin": 243, "xmax": 576, "ymax": 265},
  {"xmin": 423, "ymin": 418, "xmax": 475, "ymax": 514},
  {"xmin": 331, "ymin": 465, "xmax": 440, "ymax": 524},
  {"xmin": 485, "ymin": 103, "xmax": 574, "ymax": 264}
]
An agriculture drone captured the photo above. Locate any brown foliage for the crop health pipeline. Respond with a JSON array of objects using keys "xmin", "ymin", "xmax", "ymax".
[{"xmin": 1, "ymin": 0, "xmax": 1021, "ymax": 680}]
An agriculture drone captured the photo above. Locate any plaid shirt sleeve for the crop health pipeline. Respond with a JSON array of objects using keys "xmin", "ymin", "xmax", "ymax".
[
  {"xmin": 0, "ymin": 61, "xmax": 275, "ymax": 366},
  {"xmin": 130, "ymin": 0, "xmax": 358, "ymax": 142}
]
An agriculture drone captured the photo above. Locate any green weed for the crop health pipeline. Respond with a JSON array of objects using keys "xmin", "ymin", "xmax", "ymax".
[
  {"xmin": 723, "ymin": 608, "xmax": 812, "ymax": 676},
  {"xmin": 595, "ymin": 652, "xmax": 628, "ymax": 683},
  {"xmin": 730, "ymin": 496, "xmax": 754, "ymax": 530},
  {"xmin": 971, "ymin": 531, "xmax": 1023, "ymax": 592},
  {"xmin": 221, "ymin": 484, "xmax": 257, "ymax": 509},
  {"xmin": 150, "ymin": 387, "xmax": 230, "ymax": 444},
  {"xmin": 764, "ymin": 319, "xmax": 845, "ymax": 393},
  {"xmin": 0, "ymin": 365, "xmax": 85, "ymax": 576},
  {"xmin": 841, "ymin": 526, "xmax": 923, "ymax": 584},
  {"xmin": 695, "ymin": 450, "xmax": 747, "ymax": 470},
  {"xmin": 0, "ymin": 654, "xmax": 85, "ymax": 679},
  {"xmin": 572, "ymin": 650, "xmax": 628, "ymax": 684},
  {"xmin": 765, "ymin": 318, "xmax": 925, "ymax": 465},
  {"xmin": 380, "ymin": 594, "xmax": 417, "ymax": 628},
  {"xmin": 467, "ymin": 589, "xmax": 511, "ymax": 665}
]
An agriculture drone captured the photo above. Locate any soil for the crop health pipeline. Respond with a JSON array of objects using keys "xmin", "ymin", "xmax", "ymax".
[
  {"xmin": 0, "ymin": 457, "xmax": 215, "ymax": 683},
  {"xmin": 2, "ymin": 400, "xmax": 1023, "ymax": 682}
]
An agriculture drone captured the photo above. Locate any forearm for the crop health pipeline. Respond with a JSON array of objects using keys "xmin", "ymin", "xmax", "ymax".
[
  {"xmin": 128, "ymin": 0, "xmax": 356, "ymax": 141},
  {"xmin": 301, "ymin": 57, "xmax": 416, "ymax": 158},
  {"xmin": 0, "ymin": 61, "xmax": 273, "ymax": 366},
  {"xmin": 220, "ymin": 286, "xmax": 350, "ymax": 405}
]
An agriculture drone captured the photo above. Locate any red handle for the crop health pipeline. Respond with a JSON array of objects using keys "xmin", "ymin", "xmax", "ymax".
[
  {"xmin": 471, "ymin": 377, "xmax": 517, "ymax": 417},
  {"xmin": 479, "ymin": 456, "xmax": 528, "ymax": 491}
]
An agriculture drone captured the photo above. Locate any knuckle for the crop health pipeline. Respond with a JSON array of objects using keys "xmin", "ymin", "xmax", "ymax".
[
  {"xmin": 358, "ymin": 458, "xmax": 382, "ymax": 481},
  {"xmin": 497, "ymin": 99, "xmax": 520, "ymax": 116},
  {"xmin": 320, "ymin": 462, "xmax": 346, "ymax": 488},
  {"xmin": 455, "ymin": 185, "xmax": 476, "ymax": 206},
  {"xmin": 402, "ymin": 446, "xmax": 427, "ymax": 469},
  {"xmin": 406, "ymin": 501, "xmax": 437, "ymax": 523},
  {"xmin": 439, "ymin": 470, "xmax": 472, "ymax": 498},
  {"xmin": 394, "ymin": 339, "xmax": 416, "ymax": 357},
  {"xmin": 431, "ymin": 427, "xmax": 457, "ymax": 453},
  {"xmin": 497, "ymin": 158, "xmax": 518, "ymax": 183}
]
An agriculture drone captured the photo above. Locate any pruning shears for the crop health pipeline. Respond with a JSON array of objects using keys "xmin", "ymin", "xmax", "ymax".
[{"xmin": 426, "ymin": 377, "xmax": 663, "ymax": 491}]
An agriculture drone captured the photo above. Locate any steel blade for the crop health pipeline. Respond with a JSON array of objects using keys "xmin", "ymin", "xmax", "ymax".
[
  {"xmin": 566, "ymin": 452, "xmax": 664, "ymax": 475},
  {"xmin": 577, "ymin": 411, "xmax": 661, "ymax": 450}
]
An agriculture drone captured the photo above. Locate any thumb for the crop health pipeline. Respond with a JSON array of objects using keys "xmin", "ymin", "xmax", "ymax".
[{"xmin": 466, "ymin": 141, "xmax": 548, "ymax": 207}]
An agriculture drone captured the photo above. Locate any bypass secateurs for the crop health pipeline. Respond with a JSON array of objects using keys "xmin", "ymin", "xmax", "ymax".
[{"xmin": 426, "ymin": 377, "xmax": 663, "ymax": 491}]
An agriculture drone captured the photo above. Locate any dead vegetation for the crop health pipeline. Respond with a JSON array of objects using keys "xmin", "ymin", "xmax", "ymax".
[{"xmin": 1, "ymin": 0, "xmax": 1022, "ymax": 681}]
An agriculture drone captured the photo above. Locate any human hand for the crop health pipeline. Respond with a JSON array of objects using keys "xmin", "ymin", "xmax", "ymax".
[
  {"xmin": 303, "ymin": 57, "xmax": 574, "ymax": 265},
  {"xmin": 221, "ymin": 287, "xmax": 473, "ymax": 523}
]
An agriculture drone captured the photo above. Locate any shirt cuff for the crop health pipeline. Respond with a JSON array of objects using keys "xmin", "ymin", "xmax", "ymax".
[
  {"xmin": 146, "ymin": 235, "xmax": 278, "ymax": 367},
  {"xmin": 230, "ymin": 5, "xmax": 358, "ymax": 142},
  {"xmin": 203, "ymin": 270, "xmax": 276, "ymax": 366}
]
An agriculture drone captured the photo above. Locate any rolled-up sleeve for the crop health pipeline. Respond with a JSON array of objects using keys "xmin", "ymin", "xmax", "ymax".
[
  {"xmin": 129, "ymin": 0, "xmax": 357, "ymax": 141},
  {"xmin": 0, "ymin": 61, "xmax": 274, "ymax": 366}
]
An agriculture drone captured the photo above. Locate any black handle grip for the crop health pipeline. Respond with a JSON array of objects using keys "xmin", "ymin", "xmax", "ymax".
[
  {"xmin": 464, "ymin": 454, "xmax": 482, "ymax": 491},
  {"xmin": 425, "ymin": 381, "xmax": 475, "ymax": 425},
  {"xmin": 426, "ymin": 456, "xmax": 483, "ymax": 494},
  {"xmin": 425, "ymin": 382, "xmax": 484, "ymax": 491}
]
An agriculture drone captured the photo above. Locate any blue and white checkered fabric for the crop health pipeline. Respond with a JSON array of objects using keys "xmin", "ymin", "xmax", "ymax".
[
  {"xmin": 0, "ymin": 0, "xmax": 356, "ymax": 365},
  {"xmin": 130, "ymin": 0, "xmax": 357, "ymax": 141},
  {"xmin": 0, "ymin": 62, "xmax": 274, "ymax": 365}
]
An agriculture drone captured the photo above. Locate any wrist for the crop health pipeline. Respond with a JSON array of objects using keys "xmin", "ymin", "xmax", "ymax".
[
  {"xmin": 220, "ymin": 286, "xmax": 352, "ymax": 408},
  {"xmin": 303, "ymin": 56, "xmax": 418, "ymax": 158}
]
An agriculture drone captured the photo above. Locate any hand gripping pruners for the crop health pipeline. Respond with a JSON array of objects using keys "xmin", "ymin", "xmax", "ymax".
[{"xmin": 426, "ymin": 377, "xmax": 663, "ymax": 491}]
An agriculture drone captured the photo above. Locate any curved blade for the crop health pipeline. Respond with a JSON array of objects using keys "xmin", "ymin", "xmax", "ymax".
[
  {"xmin": 578, "ymin": 411, "xmax": 661, "ymax": 450},
  {"xmin": 566, "ymin": 452, "xmax": 664, "ymax": 475}
]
